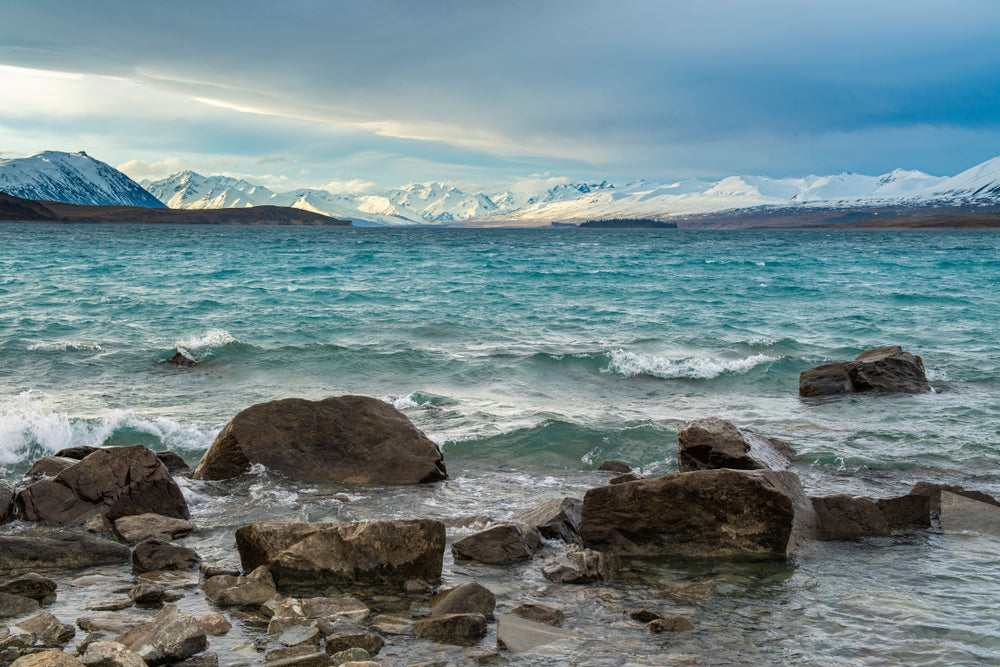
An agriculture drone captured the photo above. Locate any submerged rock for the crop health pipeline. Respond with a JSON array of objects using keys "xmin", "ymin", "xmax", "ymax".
[
  {"xmin": 939, "ymin": 491, "xmax": 1000, "ymax": 535},
  {"xmin": 413, "ymin": 613, "xmax": 487, "ymax": 641},
  {"xmin": 513, "ymin": 497, "xmax": 583, "ymax": 544},
  {"xmin": 451, "ymin": 522, "xmax": 542, "ymax": 565},
  {"xmin": 580, "ymin": 469, "xmax": 816, "ymax": 559},
  {"xmin": 16, "ymin": 445, "xmax": 189, "ymax": 527},
  {"xmin": 541, "ymin": 545, "xmax": 622, "ymax": 584},
  {"xmin": 166, "ymin": 347, "xmax": 197, "ymax": 367},
  {"xmin": 495, "ymin": 614, "xmax": 583, "ymax": 653},
  {"xmin": 812, "ymin": 493, "xmax": 931, "ymax": 539},
  {"xmin": 192, "ymin": 395, "xmax": 448, "ymax": 484},
  {"xmin": 799, "ymin": 345, "xmax": 931, "ymax": 396},
  {"xmin": 429, "ymin": 582, "xmax": 496, "ymax": 619},
  {"xmin": 909, "ymin": 481, "xmax": 1000, "ymax": 519},
  {"xmin": 235, "ymin": 519, "xmax": 446, "ymax": 587},
  {"xmin": 510, "ymin": 603, "xmax": 564, "ymax": 627},
  {"xmin": 677, "ymin": 417, "xmax": 795, "ymax": 472},
  {"xmin": 0, "ymin": 530, "xmax": 131, "ymax": 572}
]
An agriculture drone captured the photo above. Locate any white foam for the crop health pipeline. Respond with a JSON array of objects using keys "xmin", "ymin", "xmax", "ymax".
[
  {"xmin": 176, "ymin": 328, "xmax": 241, "ymax": 351},
  {"xmin": 605, "ymin": 349, "xmax": 776, "ymax": 380},
  {"xmin": 26, "ymin": 340, "xmax": 104, "ymax": 352}
]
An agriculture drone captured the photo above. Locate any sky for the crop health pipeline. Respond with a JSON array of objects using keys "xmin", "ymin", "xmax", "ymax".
[{"xmin": 1, "ymin": 0, "xmax": 999, "ymax": 192}]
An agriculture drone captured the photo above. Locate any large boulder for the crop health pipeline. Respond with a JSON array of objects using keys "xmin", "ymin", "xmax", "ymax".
[
  {"xmin": 799, "ymin": 346, "xmax": 931, "ymax": 396},
  {"xmin": 580, "ymin": 469, "xmax": 815, "ymax": 559},
  {"xmin": 116, "ymin": 604, "xmax": 208, "ymax": 666},
  {"xmin": 1, "ymin": 480, "xmax": 14, "ymax": 524},
  {"xmin": 16, "ymin": 446, "xmax": 189, "ymax": 527},
  {"xmin": 677, "ymin": 417, "xmax": 794, "ymax": 472},
  {"xmin": 0, "ymin": 530, "xmax": 130, "ymax": 572},
  {"xmin": 192, "ymin": 395, "xmax": 447, "ymax": 484},
  {"xmin": 235, "ymin": 519, "xmax": 446, "ymax": 587},
  {"xmin": 513, "ymin": 497, "xmax": 583, "ymax": 544},
  {"xmin": 451, "ymin": 523, "xmax": 542, "ymax": 565}
]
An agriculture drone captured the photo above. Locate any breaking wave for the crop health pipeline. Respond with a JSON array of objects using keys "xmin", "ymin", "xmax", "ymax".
[{"xmin": 605, "ymin": 348, "xmax": 777, "ymax": 379}]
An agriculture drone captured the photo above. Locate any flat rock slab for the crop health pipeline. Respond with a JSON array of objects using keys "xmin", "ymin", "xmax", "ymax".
[
  {"xmin": 236, "ymin": 520, "xmax": 446, "ymax": 587},
  {"xmin": 192, "ymin": 395, "xmax": 447, "ymax": 484},
  {"xmin": 114, "ymin": 513, "xmax": 194, "ymax": 545},
  {"xmin": 940, "ymin": 491, "xmax": 1000, "ymax": 535},
  {"xmin": 0, "ymin": 530, "xmax": 131, "ymax": 572},
  {"xmin": 496, "ymin": 614, "xmax": 583, "ymax": 653}
]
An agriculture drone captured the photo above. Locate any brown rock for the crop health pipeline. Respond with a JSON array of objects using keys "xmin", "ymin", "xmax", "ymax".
[
  {"xmin": 908, "ymin": 481, "xmax": 1000, "ymax": 518},
  {"xmin": 1, "ymin": 480, "xmax": 14, "ymax": 524},
  {"xmin": 451, "ymin": 522, "xmax": 542, "ymax": 564},
  {"xmin": 541, "ymin": 545, "xmax": 621, "ymax": 584},
  {"xmin": 116, "ymin": 604, "xmax": 207, "ymax": 666},
  {"xmin": 80, "ymin": 641, "xmax": 147, "ymax": 667},
  {"xmin": 648, "ymin": 616, "xmax": 694, "ymax": 633},
  {"xmin": 235, "ymin": 520, "xmax": 446, "ymax": 587},
  {"xmin": 76, "ymin": 616, "xmax": 146, "ymax": 635},
  {"xmin": 0, "ymin": 573, "xmax": 57, "ymax": 601},
  {"xmin": 18, "ymin": 611, "xmax": 76, "ymax": 645},
  {"xmin": 513, "ymin": 497, "xmax": 582, "ymax": 544},
  {"xmin": 53, "ymin": 446, "xmax": 101, "ymax": 460},
  {"xmin": 677, "ymin": 417, "xmax": 794, "ymax": 472},
  {"xmin": 114, "ymin": 514, "xmax": 194, "ymax": 545},
  {"xmin": 412, "ymin": 613, "xmax": 487, "ymax": 641},
  {"xmin": 195, "ymin": 613, "xmax": 231, "ymax": 636},
  {"xmin": 131, "ymin": 540, "xmax": 199, "ymax": 573},
  {"xmin": 595, "ymin": 461, "xmax": 631, "ymax": 473},
  {"xmin": 799, "ymin": 346, "xmax": 931, "ymax": 396},
  {"xmin": 0, "ymin": 530, "xmax": 130, "ymax": 572},
  {"xmin": 812, "ymin": 495, "xmax": 890, "ymax": 539},
  {"xmin": 430, "ymin": 582, "xmax": 496, "ymax": 618},
  {"xmin": 11, "ymin": 651, "xmax": 83, "ymax": 666},
  {"xmin": 201, "ymin": 566, "xmax": 276, "ymax": 607},
  {"xmin": 610, "ymin": 473, "xmax": 642, "ymax": 484},
  {"xmin": 940, "ymin": 491, "xmax": 1000, "ymax": 535},
  {"xmin": 154, "ymin": 452, "xmax": 190, "ymax": 475},
  {"xmin": 301, "ymin": 597, "xmax": 369, "ymax": 623},
  {"xmin": 510, "ymin": 603, "xmax": 563, "ymax": 626},
  {"xmin": 0, "ymin": 592, "xmax": 40, "ymax": 619},
  {"xmin": 323, "ymin": 630, "xmax": 384, "ymax": 656},
  {"xmin": 167, "ymin": 349, "xmax": 197, "ymax": 367},
  {"xmin": 876, "ymin": 494, "xmax": 931, "ymax": 529},
  {"xmin": 16, "ymin": 446, "xmax": 189, "ymax": 527},
  {"xmin": 25, "ymin": 456, "xmax": 78, "ymax": 479},
  {"xmin": 192, "ymin": 395, "xmax": 447, "ymax": 484},
  {"xmin": 580, "ymin": 469, "xmax": 815, "ymax": 559}
]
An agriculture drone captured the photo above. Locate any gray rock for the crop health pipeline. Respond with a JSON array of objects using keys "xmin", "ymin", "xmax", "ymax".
[
  {"xmin": 327, "ymin": 648, "xmax": 371, "ymax": 665},
  {"xmin": 201, "ymin": 566, "xmax": 276, "ymax": 607},
  {"xmin": 0, "ymin": 574, "xmax": 57, "ymax": 601},
  {"xmin": 131, "ymin": 540, "xmax": 199, "ymax": 572},
  {"xmin": 940, "ymin": 491, "xmax": 1000, "ymax": 535},
  {"xmin": 267, "ymin": 619, "xmax": 320, "ymax": 647},
  {"xmin": 86, "ymin": 600, "xmax": 134, "ymax": 612},
  {"xmin": 324, "ymin": 630, "xmax": 384, "ymax": 655},
  {"xmin": 192, "ymin": 395, "xmax": 447, "ymax": 484},
  {"xmin": 235, "ymin": 520, "xmax": 446, "ymax": 587},
  {"xmin": 16, "ymin": 445, "xmax": 189, "ymax": 527},
  {"xmin": 128, "ymin": 584, "xmax": 166, "ymax": 605},
  {"xmin": 300, "ymin": 597, "xmax": 369, "ymax": 624},
  {"xmin": 430, "ymin": 582, "xmax": 496, "ymax": 619},
  {"xmin": 113, "ymin": 514, "xmax": 194, "ymax": 545},
  {"xmin": 513, "ymin": 498, "xmax": 582, "ymax": 544},
  {"xmin": 0, "ymin": 593, "xmax": 40, "ymax": 620},
  {"xmin": 541, "ymin": 546, "xmax": 621, "ymax": 584},
  {"xmin": 495, "ymin": 614, "xmax": 583, "ymax": 653},
  {"xmin": 580, "ymin": 469, "xmax": 816, "ymax": 559},
  {"xmin": 799, "ymin": 346, "xmax": 931, "ymax": 396},
  {"xmin": 0, "ymin": 530, "xmax": 131, "ymax": 572},
  {"xmin": 17, "ymin": 611, "xmax": 76, "ymax": 645},
  {"xmin": 80, "ymin": 641, "xmax": 147, "ymax": 667},
  {"xmin": 0, "ymin": 480, "xmax": 14, "ymax": 524},
  {"xmin": 76, "ymin": 616, "xmax": 146, "ymax": 635},
  {"xmin": 465, "ymin": 648, "xmax": 504, "ymax": 664},
  {"xmin": 116, "ymin": 604, "xmax": 207, "ymax": 666},
  {"xmin": 413, "ymin": 613, "xmax": 487, "ymax": 641},
  {"xmin": 451, "ymin": 523, "xmax": 542, "ymax": 564},
  {"xmin": 510, "ymin": 603, "xmax": 563, "ymax": 626},
  {"xmin": 677, "ymin": 417, "xmax": 794, "ymax": 472}
]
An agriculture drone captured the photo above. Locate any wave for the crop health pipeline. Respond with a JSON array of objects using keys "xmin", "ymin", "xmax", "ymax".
[
  {"xmin": 382, "ymin": 392, "xmax": 453, "ymax": 412},
  {"xmin": 605, "ymin": 348, "xmax": 777, "ymax": 380},
  {"xmin": 26, "ymin": 340, "xmax": 105, "ymax": 352},
  {"xmin": 0, "ymin": 391, "xmax": 213, "ymax": 472},
  {"xmin": 175, "ymin": 328, "xmax": 242, "ymax": 352}
]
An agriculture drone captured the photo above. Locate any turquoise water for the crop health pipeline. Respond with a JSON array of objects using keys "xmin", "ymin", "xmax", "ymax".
[{"xmin": 2, "ymin": 224, "xmax": 1000, "ymax": 664}]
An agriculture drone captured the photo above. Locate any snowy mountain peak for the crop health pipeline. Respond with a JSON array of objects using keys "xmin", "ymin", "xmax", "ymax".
[{"xmin": 0, "ymin": 150, "xmax": 164, "ymax": 207}]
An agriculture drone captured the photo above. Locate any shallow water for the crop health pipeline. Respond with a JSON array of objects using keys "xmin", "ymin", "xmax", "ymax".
[{"xmin": 2, "ymin": 224, "xmax": 1000, "ymax": 665}]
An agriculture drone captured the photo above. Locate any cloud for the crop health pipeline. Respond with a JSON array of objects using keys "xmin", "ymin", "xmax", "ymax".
[
  {"xmin": 320, "ymin": 178, "xmax": 378, "ymax": 194},
  {"xmin": 117, "ymin": 157, "xmax": 234, "ymax": 181}
]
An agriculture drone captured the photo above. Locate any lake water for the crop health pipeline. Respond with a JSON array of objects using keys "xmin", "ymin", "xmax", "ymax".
[{"xmin": 2, "ymin": 224, "xmax": 1000, "ymax": 665}]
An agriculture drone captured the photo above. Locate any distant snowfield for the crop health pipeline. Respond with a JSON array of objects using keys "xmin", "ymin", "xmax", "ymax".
[{"xmin": 2, "ymin": 150, "xmax": 999, "ymax": 226}]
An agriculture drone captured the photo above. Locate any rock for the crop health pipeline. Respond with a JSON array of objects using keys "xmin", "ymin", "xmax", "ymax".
[
  {"xmin": 0, "ymin": 593, "xmax": 40, "ymax": 619},
  {"xmin": 265, "ymin": 644, "xmax": 320, "ymax": 662},
  {"xmin": 412, "ymin": 613, "xmax": 487, "ymax": 641},
  {"xmin": 799, "ymin": 346, "xmax": 931, "ymax": 396},
  {"xmin": 580, "ymin": 469, "xmax": 816, "ymax": 559},
  {"xmin": 154, "ymin": 452, "xmax": 190, "ymax": 475},
  {"xmin": 11, "ymin": 651, "xmax": 83, "ymax": 666},
  {"xmin": 908, "ymin": 482, "xmax": 1000, "ymax": 518},
  {"xmin": 16, "ymin": 446, "xmax": 189, "ymax": 527},
  {"xmin": 677, "ymin": 417, "xmax": 795, "ymax": 472},
  {"xmin": 170, "ymin": 655, "xmax": 217, "ymax": 667},
  {"xmin": 0, "ymin": 530, "xmax": 131, "ymax": 572},
  {"xmin": 76, "ymin": 616, "xmax": 146, "ymax": 635},
  {"xmin": 128, "ymin": 584, "xmax": 165, "ymax": 605},
  {"xmin": 510, "ymin": 603, "xmax": 563, "ymax": 626},
  {"xmin": 595, "ymin": 461, "xmax": 631, "ymax": 473},
  {"xmin": 0, "ymin": 574, "xmax": 57, "ymax": 601},
  {"xmin": 113, "ymin": 514, "xmax": 194, "ymax": 545},
  {"xmin": 404, "ymin": 578, "xmax": 433, "ymax": 594},
  {"xmin": 267, "ymin": 652, "xmax": 330, "ymax": 667},
  {"xmin": 370, "ymin": 614, "xmax": 412, "ymax": 635},
  {"xmin": 201, "ymin": 566, "xmax": 276, "ymax": 607},
  {"xmin": 18, "ymin": 611, "xmax": 76, "ymax": 645},
  {"xmin": 324, "ymin": 631, "xmax": 384, "ymax": 655},
  {"xmin": 53, "ymin": 446, "xmax": 101, "ymax": 460},
  {"xmin": 875, "ymin": 495, "xmax": 931, "ymax": 529},
  {"xmin": 301, "ymin": 597, "xmax": 369, "ymax": 624},
  {"xmin": 167, "ymin": 348, "xmax": 197, "ymax": 367},
  {"xmin": 86, "ymin": 599, "xmax": 134, "ymax": 612},
  {"xmin": 192, "ymin": 395, "xmax": 448, "ymax": 484},
  {"xmin": 198, "ymin": 564, "xmax": 240, "ymax": 579},
  {"xmin": 812, "ymin": 495, "xmax": 889, "ymax": 539},
  {"xmin": 131, "ymin": 540, "xmax": 199, "ymax": 572},
  {"xmin": 541, "ymin": 546, "xmax": 621, "ymax": 584},
  {"xmin": 628, "ymin": 608, "xmax": 663, "ymax": 623},
  {"xmin": 513, "ymin": 498, "xmax": 583, "ymax": 544},
  {"xmin": 327, "ymin": 648, "xmax": 371, "ymax": 665},
  {"xmin": 495, "ymin": 614, "xmax": 583, "ymax": 653},
  {"xmin": 465, "ymin": 648, "xmax": 503, "ymax": 664},
  {"xmin": 430, "ymin": 583, "xmax": 496, "ymax": 619},
  {"xmin": 940, "ymin": 491, "xmax": 1000, "ymax": 535},
  {"xmin": 1, "ymin": 480, "xmax": 14, "ymax": 524},
  {"xmin": 648, "ymin": 616, "xmax": 694, "ymax": 633},
  {"xmin": 26, "ymin": 456, "xmax": 79, "ymax": 478},
  {"xmin": 268, "ymin": 618, "xmax": 320, "ymax": 647},
  {"xmin": 610, "ymin": 473, "xmax": 642, "ymax": 484},
  {"xmin": 195, "ymin": 614, "xmax": 230, "ymax": 636},
  {"xmin": 116, "ymin": 604, "xmax": 208, "ymax": 666},
  {"xmin": 80, "ymin": 641, "xmax": 147, "ymax": 667},
  {"xmin": 451, "ymin": 523, "xmax": 542, "ymax": 565},
  {"xmin": 235, "ymin": 520, "xmax": 446, "ymax": 587}
]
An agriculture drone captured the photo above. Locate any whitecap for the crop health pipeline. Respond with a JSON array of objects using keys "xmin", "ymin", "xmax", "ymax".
[
  {"xmin": 176, "ymin": 328, "xmax": 241, "ymax": 351},
  {"xmin": 605, "ymin": 349, "xmax": 776, "ymax": 380},
  {"xmin": 26, "ymin": 340, "xmax": 104, "ymax": 352}
]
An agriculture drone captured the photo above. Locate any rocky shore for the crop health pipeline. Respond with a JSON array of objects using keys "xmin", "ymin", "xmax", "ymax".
[{"xmin": 2, "ymin": 348, "xmax": 998, "ymax": 666}]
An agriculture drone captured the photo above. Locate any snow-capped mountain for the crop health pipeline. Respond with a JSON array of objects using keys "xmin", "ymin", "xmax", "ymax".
[{"xmin": 0, "ymin": 151, "xmax": 165, "ymax": 208}]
